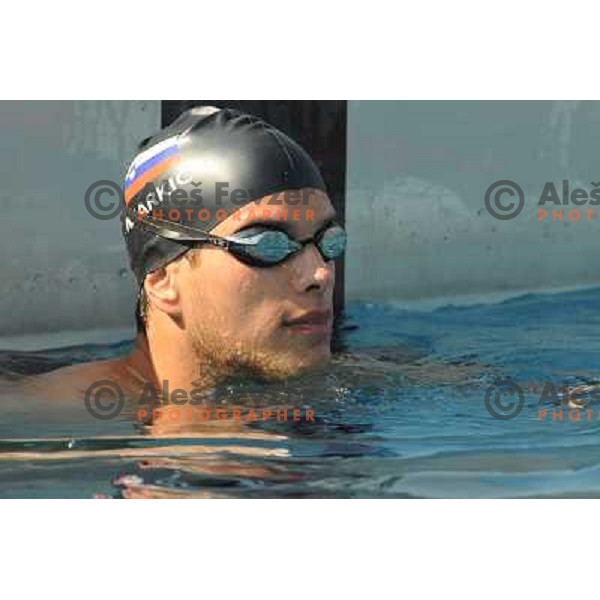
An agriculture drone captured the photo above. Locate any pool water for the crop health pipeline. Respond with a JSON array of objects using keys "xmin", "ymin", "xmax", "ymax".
[{"xmin": 2, "ymin": 287, "xmax": 600, "ymax": 498}]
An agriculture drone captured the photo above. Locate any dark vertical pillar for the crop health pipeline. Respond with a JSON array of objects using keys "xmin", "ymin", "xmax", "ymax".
[{"xmin": 161, "ymin": 100, "xmax": 347, "ymax": 316}]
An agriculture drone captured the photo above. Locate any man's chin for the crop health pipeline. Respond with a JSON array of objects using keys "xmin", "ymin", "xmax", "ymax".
[
  {"xmin": 289, "ymin": 347, "xmax": 332, "ymax": 377},
  {"xmin": 250, "ymin": 346, "xmax": 331, "ymax": 382}
]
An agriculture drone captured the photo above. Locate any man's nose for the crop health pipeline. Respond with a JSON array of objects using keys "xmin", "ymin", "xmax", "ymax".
[{"xmin": 288, "ymin": 244, "xmax": 335, "ymax": 293}]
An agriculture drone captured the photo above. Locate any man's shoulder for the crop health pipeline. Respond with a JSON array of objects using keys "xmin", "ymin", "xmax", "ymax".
[{"xmin": 24, "ymin": 357, "xmax": 131, "ymax": 401}]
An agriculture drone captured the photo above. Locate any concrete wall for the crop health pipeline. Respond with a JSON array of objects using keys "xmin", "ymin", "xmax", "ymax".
[
  {"xmin": 0, "ymin": 101, "xmax": 159, "ymax": 345},
  {"xmin": 3, "ymin": 100, "xmax": 600, "ymax": 347},
  {"xmin": 346, "ymin": 101, "xmax": 600, "ymax": 304}
]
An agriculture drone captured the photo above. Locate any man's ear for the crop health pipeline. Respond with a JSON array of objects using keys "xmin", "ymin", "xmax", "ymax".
[{"xmin": 144, "ymin": 264, "xmax": 183, "ymax": 320}]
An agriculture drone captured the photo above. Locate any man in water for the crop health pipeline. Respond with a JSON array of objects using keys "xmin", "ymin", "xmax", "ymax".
[
  {"xmin": 2, "ymin": 107, "xmax": 482, "ymax": 498},
  {"xmin": 34, "ymin": 106, "xmax": 347, "ymax": 401}
]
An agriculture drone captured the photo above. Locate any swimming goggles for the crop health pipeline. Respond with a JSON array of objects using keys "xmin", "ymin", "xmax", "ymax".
[{"xmin": 141, "ymin": 218, "xmax": 347, "ymax": 267}]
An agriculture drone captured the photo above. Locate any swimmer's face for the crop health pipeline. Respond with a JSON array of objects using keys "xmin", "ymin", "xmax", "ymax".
[{"xmin": 177, "ymin": 188, "xmax": 337, "ymax": 380}]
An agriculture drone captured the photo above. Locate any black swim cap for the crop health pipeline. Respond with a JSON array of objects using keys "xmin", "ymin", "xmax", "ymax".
[{"xmin": 121, "ymin": 106, "xmax": 328, "ymax": 286}]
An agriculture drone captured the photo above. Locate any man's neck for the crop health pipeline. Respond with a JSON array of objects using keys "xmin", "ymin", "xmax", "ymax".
[{"xmin": 135, "ymin": 330, "xmax": 220, "ymax": 398}]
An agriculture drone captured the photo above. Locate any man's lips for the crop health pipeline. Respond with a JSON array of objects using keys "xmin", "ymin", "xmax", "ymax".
[{"xmin": 282, "ymin": 310, "xmax": 333, "ymax": 334}]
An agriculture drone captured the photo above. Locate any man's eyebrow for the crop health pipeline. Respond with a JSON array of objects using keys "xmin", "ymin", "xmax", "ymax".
[
  {"xmin": 233, "ymin": 212, "xmax": 338, "ymax": 235},
  {"xmin": 233, "ymin": 219, "xmax": 295, "ymax": 234}
]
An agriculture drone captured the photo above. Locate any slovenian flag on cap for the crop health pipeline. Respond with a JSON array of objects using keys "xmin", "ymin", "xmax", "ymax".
[{"xmin": 124, "ymin": 136, "xmax": 180, "ymax": 204}]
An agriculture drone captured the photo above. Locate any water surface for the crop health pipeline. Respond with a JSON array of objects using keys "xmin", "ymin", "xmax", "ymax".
[{"xmin": 2, "ymin": 287, "xmax": 599, "ymax": 498}]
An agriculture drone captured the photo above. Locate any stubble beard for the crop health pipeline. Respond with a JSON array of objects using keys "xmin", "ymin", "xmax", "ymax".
[{"xmin": 187, "ymin": 321, "xmax": 310, "ymax": 385}]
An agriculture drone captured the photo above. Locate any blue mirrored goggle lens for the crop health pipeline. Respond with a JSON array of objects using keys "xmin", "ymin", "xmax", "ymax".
[
  {"xmin": 238, "ymin": 230, "xmax": 294, "ymax": 263},
  {"xmin": 318, "ymin": 226, "xmax": 347, "ymax": 259},
  {"xmin": 231, "ymin": 225, "xmax": 347, "ymax": 265}
]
